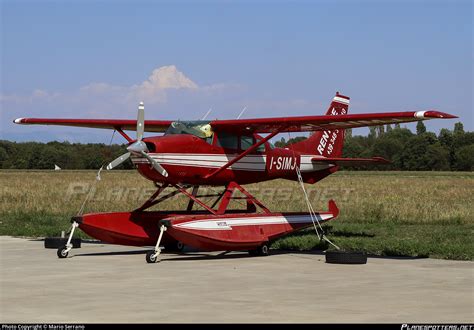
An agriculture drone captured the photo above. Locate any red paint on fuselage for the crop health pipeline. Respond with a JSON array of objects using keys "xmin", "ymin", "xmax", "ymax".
[{"xmin": 133, "ymin": 134, "xmax": 334, "ymax": 185}]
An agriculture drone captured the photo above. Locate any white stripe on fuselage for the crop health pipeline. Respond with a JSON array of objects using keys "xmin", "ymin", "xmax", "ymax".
[
  {"xmin": 174, "ymin": 214, "xmax": 334, "ymax": 230},
  {"xmin": 131, "ymin": 153, "xmax": 331, "ymax": 172}
]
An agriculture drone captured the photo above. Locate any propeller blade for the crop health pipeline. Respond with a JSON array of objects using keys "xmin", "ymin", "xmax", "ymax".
[
  {"xmin": 106, "ymin": 152, "xmax": 131, "ymax": 170},
  {"xmin": 137, "ymin": 102, "xmax": 145, "ymax": 141},
  {"xmin": 140, "ymin": 151, "xmax": 168, "ymax": 177}
]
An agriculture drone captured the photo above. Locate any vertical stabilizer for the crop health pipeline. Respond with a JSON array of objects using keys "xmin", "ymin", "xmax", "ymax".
[{"xmin": 289, "ymin": 92, "xmax": 349, "ymax": 157}]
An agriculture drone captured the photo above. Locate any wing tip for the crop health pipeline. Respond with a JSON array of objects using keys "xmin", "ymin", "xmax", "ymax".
[
  {"xmin": 13, "ymin": 118, "xmax": 25, "ymax": 124},
  {"xmin": 415, "ymin": 111, "xmax": 458, "ymax": 119}
]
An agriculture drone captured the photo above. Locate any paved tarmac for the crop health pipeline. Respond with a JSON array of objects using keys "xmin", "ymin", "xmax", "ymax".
[{"xmin": 0, "ymin": 236, "xmax": 472, "ymax": 323}]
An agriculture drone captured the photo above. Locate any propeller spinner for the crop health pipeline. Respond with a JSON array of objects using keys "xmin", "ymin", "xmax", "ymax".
[{"xmin": 106, "ymin": 102, "xmax": 168, "ymax": 177}]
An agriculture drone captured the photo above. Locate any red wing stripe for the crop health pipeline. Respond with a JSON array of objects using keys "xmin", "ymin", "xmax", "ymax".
[{"xmin": 13, "ymin": 118, "xmax": 172, "ymax": 132}]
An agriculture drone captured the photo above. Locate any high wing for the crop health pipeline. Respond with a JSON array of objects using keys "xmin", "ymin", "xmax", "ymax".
[
  {"xmin": 208, "ymin": 110, "xmax": 457, "ymax": 134},
  {"xmin": 13, "ymin": 111, "xmax": 456, "ymax": 133},
  {"xmin": 13, "ymin": 118, "xmax": 172, "ymax": 133}
]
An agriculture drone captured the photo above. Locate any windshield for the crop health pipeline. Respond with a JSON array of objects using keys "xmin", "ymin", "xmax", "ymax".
[{"xmin": 165, "ymin": 121, "xmax": 213, "ymax": 139}]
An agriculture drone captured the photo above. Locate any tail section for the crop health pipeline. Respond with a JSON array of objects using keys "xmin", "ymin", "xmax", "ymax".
[{"xmin": 289, "ymin": 92, "xmax": 349, "ymax": 157}]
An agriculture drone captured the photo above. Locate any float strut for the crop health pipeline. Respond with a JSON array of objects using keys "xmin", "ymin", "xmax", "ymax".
[
  {"xmin": 146, "ymin": 224, "xmax": 167, "ymax": 263},
  {"xmin": 65, "ymin": 221, "xmax": 79, "ymax": 253}
]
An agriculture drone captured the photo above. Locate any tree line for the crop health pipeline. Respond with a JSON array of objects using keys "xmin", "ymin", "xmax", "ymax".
[
  {"xmin": 0, "ymin": 121, "xmax": 472, "ymax": 170},
  {"xmin": 0, "ymin": 141, "xmax": 133, "ymax": 170}
]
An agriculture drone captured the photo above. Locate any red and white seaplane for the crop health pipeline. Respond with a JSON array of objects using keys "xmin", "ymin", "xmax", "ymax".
[{"xmin": 14, "ymin": 92, "xmax": 456, "ymax": 263}]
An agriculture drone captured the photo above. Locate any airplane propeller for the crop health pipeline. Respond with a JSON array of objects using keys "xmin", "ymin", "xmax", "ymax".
[{"xmin": 106, "ymin": 102, "xmax": 168, "ymax": 177}]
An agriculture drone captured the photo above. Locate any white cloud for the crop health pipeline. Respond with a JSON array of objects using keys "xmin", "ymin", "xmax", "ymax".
[
  {"xmin": 74, "ymin": 65, "xmax": 199, "ymax": 104},
  {"xmin": 1, "ymin": 65, "xmax": 243, "ymax": 128},
  {"xmin": 2, "ymin": 65, "xmax": 202, "ymax": 106},
  {"xmin": 137, "ymin": 65, "xmax": 198, "ymax": 90},
  {"xmin": 129, "ymin": 65, "xmax": 198, "ymax": 104}
]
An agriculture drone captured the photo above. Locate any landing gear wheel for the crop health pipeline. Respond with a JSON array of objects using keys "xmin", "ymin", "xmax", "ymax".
[
  {"xmin": 176, "ymin": 241, "xmax": 185, "ymax": 252},
  {"xmin": 259, "ymin": 244, "xmax": 269, "ymax": 256},
  {"xmin": 249, "ymin": 244, "xmax": 269, "ymax": 257},
  {"xmin": 146, "ymin": 250, "xmax": 159, "ymax": 263},
  {"xmin": 57, "ymin": 245, "xmax": 69, "ymax": 259},
  {"xmin": 325, "ymin": 250, "xmax": 367, "ymax": 264}
]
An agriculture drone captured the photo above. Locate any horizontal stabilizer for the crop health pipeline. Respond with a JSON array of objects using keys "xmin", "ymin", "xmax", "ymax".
[{"xmin": 311, "ymin": 156, "xmax": 390, "ymax": 166}]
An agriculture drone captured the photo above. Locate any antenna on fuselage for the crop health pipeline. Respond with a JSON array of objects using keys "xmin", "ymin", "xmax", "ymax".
[
  {"xmin": 237, "ymin": 106, "xmax": 247, "ymax": 119},
  {"xmin": 201, "ymin": 108, "xmax": 212, "ymax": 120}
]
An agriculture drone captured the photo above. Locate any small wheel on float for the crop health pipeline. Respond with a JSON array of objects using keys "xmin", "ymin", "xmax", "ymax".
[
  {"xmin": 146, "ymin": 250, "xmax": 159, "ymax": 263},
  {"xmin": 57, "ymin": 245, "xmax": 69, "ymax": 259}
]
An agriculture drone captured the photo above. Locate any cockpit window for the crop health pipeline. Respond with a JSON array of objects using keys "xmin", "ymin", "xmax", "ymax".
[
  {"xmin": 240, "ymin": 135, "xmax": 253, "ymax": 150},
  {"xmin": 216, "ymin": 132, "xmax": 238, "ymax": 150},
  {"xmin": 165, "ymin": 121, "xmax": 213, "ymax": 142}
]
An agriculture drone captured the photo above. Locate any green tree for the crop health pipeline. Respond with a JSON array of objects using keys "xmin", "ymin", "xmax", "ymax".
[
  {"xmin": 0, "ymin": 146, "xmax": 8, "ymax": 167},
  {"xmin": 454, "ymin": 122, "xmax": 464, "ymax": 135},
  {"xmin": 368, "ymin": 127, "xmax": 377, "ymax": 140},
  {"xmin": 438, "ymin": 128, "xmax": 453, "ymax": 147},
  {"xmin": 438, "ymin": 128, "xmax": 455, "ymax": 169},
  {"xmin": 454, "ymin": 144, "xmax": 474, "ymax": 171},
  {"xmin": 399, "ymin": 133, "xmax": 437, "ymax": 170},
  {"xmin": 275, "ymin": 137, "xmax": 286, "ymax": 148},
  {"xmin": 286, "ymin": 136, "xmax": 307, "ymax": 146},
  {"xmin": 384, "ymin": 127, "xmax": 414, "ymax": 143},
  {"xmin": 342, "ymin": 137, "xmax": 365, "ymax": 158},
  {"xmin": 376, "ymin": 125, "xmax": 385, "ymax": 137},
  {"xmin": 372, "ymin": 137, "xmax": 404, "ymax": 169},
  {"xmin": 426, "ymin": 143, "xmax": 451, "ymax": 170},
  {"xmin": 416, "ymin": 121, "xmax": 426, "ymax": 135}
]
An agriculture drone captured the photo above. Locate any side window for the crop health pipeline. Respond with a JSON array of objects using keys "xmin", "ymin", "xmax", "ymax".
[
  {"xmin": 255, "ymin": 137, "xmax": 266, "ymax": 153},
  {"xmin": 240, "ymin": 135, "xmax": 253, "ymax": 150},
  {"xmin": 216, "ymin": 132, "xmax": 238, "ymax": 150}
]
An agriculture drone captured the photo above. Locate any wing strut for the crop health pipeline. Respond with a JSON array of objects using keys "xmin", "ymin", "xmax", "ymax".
[
  {"xmin": 116, "ymin": 128, "xmax": 133, "ymax": 143},
  {"xmin": 204, "ymin": 128, "xmax": 284, "ymax": 180}
]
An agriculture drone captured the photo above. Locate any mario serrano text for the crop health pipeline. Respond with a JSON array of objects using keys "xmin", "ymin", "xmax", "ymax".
[{"xmin": 2, "ymin": 325, "xmax": 85, "ymax": 330}]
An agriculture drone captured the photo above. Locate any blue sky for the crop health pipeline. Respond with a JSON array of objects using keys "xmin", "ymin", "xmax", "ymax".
[{"xmin": 1, "ymin": 0, "xmax": 472, "ymax": 143}]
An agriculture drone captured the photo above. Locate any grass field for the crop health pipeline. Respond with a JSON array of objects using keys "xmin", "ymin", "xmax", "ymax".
[{"xmin": 0, "ymin": 170, "xmax": 472, "ymax": 260}]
